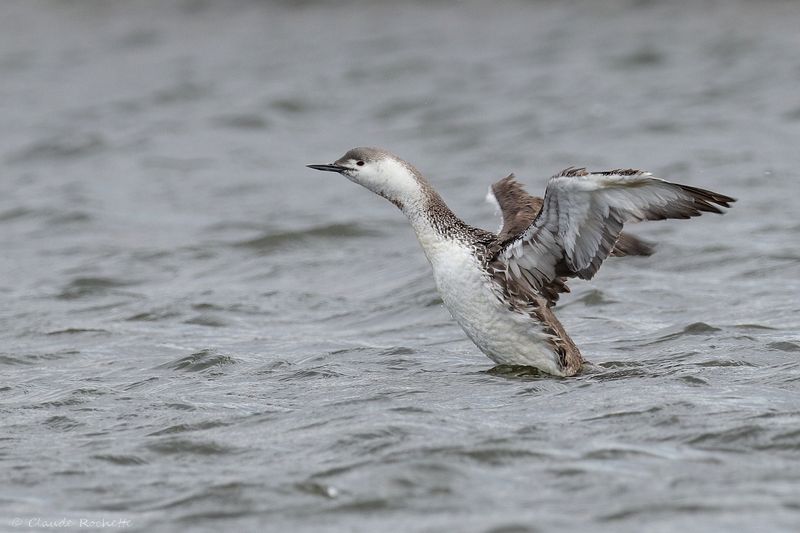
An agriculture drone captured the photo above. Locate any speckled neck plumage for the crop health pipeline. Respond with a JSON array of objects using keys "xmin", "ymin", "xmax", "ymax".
[{"xmin": 398, "ymin": 160, "xmax": 496, "ymax": 250}]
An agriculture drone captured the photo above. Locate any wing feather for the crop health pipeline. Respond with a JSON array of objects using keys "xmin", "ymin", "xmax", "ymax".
[
  {"xmin": 490, "ymin": 169, "xmax": 735, "ymax": 306},
  {"xmin": 488, "ymin": 174, "xmax": 542, "ymax": 241}
]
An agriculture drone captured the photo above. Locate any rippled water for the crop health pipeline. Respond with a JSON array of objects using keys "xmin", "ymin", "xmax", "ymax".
[{"xmin": 2, "ymin": 1, "xmax": 800, "ymax": 531}]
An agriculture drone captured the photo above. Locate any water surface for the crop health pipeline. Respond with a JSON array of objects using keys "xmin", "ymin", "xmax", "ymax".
[{"xmin": 1, "ymin": 1, "xmax": 799, "ymax": 531}]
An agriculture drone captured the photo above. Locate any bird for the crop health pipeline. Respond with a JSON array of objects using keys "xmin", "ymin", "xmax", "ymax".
[{"xmin": 308, "ymin": 148, "xmax": 735, "ymax": 377}]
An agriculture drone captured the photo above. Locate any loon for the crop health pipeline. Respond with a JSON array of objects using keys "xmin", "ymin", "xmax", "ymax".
[{"xmin": 308, "ymin": 148, "xmax": 735, "ymax": 377}]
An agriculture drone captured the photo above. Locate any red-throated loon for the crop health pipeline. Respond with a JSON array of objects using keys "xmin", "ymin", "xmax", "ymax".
[{"xmin": 308, "ymin": 148, "xmax": 735, "ymax": 377}]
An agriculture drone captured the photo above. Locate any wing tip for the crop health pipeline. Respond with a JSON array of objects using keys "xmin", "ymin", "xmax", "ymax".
[
  {"xmin": 491, "ymin": 173, "xmax": 518, "ymax": 190},
  {"xmin": 678, "ymin": 183, "xmax": 737, "ymax": 214}
]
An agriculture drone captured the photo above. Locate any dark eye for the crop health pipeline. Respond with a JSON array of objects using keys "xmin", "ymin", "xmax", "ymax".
[{"xmin": 356, "ymin": 160, "xmax": 365, "ymax": 166}]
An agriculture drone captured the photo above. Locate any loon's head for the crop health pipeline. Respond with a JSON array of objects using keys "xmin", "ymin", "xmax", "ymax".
[{"xmin": 308, "ymin": 147, "xmax": 426, "ymax": 208}]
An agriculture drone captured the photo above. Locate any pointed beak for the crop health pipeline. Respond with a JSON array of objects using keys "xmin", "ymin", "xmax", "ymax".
[{"xmin": 307, "ymin": 164, "xmax": 349, "ymax": 173}]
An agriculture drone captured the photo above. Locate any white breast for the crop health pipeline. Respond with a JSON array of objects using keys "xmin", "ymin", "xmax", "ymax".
[
  {"xmin": 422, "ymin": 238, "xmax": 564, "ymax": 375},
  {"xmin": 426, "ymin": 240, "xmax": 494, "ymax": 335}
]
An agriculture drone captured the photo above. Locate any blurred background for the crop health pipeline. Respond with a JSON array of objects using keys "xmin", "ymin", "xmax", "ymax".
[{"xmin": 1, "ymin": 1, "xmax": 799, "ymax": 532}]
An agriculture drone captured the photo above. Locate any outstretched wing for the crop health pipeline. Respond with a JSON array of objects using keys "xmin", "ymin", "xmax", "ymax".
[
  {"xmin": 489, "ymin": 167, "xmax": 735, "ymax": 306},
  {"xmin": 487, "ymin": 174, "xmax": 543, "ymax": 241},
  {"xmin": 487, "ymin": 173, "xmax": 656, "ymax": 256}
]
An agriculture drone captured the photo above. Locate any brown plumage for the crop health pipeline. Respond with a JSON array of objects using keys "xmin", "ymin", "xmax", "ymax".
[{"xmin": 491, "ymin": 173, "xmax": 656, "ymax": 256}]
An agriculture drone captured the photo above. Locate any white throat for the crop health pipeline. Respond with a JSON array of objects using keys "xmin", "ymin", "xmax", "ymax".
[
  {"xmin": 380, "ymin": 160, "xmax": 463, "ymax": 265},
  {"xmin": 369, "ymin": 158, "xmax": 427, "ymax": 208}
]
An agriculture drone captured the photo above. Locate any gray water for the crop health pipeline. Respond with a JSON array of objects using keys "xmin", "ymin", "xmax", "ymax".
[{"xmin": 2, "ymin": 1, "xmax": 800, "ymax": 531}]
